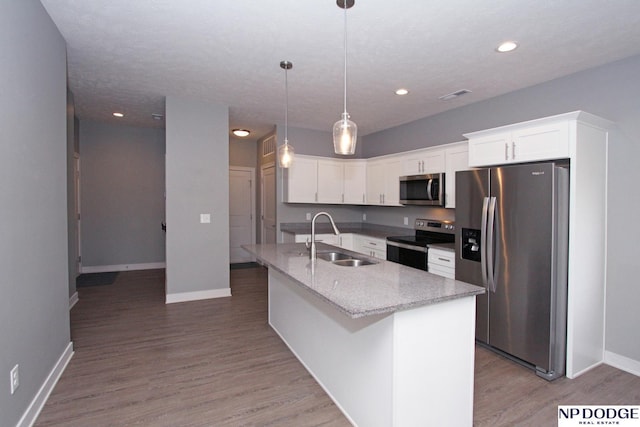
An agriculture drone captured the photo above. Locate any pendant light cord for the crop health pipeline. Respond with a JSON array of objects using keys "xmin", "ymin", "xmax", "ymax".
[
  {"xmin": 284, "ymin": 66, "xmax": 289, "ymax": 143},
  {"xmin": 343, "ymin": 1, "xmax": 348, "ymax": 115}
]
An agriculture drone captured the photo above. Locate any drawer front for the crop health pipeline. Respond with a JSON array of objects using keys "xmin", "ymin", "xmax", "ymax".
[
  {"xmin": 428, "ymin": 249, "xmax": 454, "ymax": 267},
  {"xmin": 428, "ymin": 264, "xmax": 455, "ymax": 279}
]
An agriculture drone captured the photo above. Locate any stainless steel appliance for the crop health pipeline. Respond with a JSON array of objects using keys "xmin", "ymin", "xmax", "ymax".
[
  {"xmin": 386, "ymin": 219, "xmax": 455, "ymax": 270},
  {"xmin": 455, "ymin": 162, "xmax": 569, "ymax": 380},
  {"xmin": 399, "ymin": 173, "xmax": 445, "ymax": 206}
]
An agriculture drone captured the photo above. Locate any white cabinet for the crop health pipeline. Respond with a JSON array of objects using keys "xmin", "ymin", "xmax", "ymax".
[
  {"xmin": 284, "ymin": 155, "xmax": 318, "ymax": 203},
  {"xmin": 428, "ymin": 248, "xmax": 455, "ymax": 279},
  {"xmin": 403, "ymin": 148, "xmax": 445, "ymax": 175},
  {"xmin": 366, "ymin": 157, "xmax": 403, "ymax": 206},
  {"xmin": 466, "ymin": 120, "xmax": 570, "ymax": 167},
  {"xmin": 284, "ymin": 155, "xmax": 366, "ymax": 205},
  {"xmin": 353, "ymin": 235, "xmax": 387, "ymax": 260},
  {"xmin": 293, "ymin": 233, "xmax": 340, "ymax": 246},
  {"xmin": 444, "ymin": 142, "xmax": 469, "ymax": 209},
  {"xmin": 343, "ymin": 161, "xmax": 367, "ymax": 204},
  {"xmin": 338, "ymin": 233, "xmax": 354, "ymax": 250},
  {"xmin": 317, "ymin": 159, "xmax": 344, "ymax": 203}
]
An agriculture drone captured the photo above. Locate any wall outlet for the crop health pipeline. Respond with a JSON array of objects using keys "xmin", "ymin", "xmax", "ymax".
[
  {"xmin": 403, "ymin": 217, "xmax": 409, "ymax": 226},
  {"xmin": 200, "ymin": 213, "xmax": 211, "ymax": 224},
  {"xmin": 362, "ymin": 213, "xmax": 367, "ymax": 221},
  {"xmin": 306, "ymin": 213, "xmax": 311, "ymax": 221},
  {"xmin": 10, "ymin": 364, "xmax": 19, "ymax": 395}
]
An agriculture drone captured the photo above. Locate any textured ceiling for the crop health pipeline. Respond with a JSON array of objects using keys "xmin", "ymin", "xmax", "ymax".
[{"xmin": 40, "ymin": 0, "xmax": 640, "ymax": 140}]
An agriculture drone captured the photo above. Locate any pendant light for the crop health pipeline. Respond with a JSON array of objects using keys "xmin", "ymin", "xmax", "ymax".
[
  {"xmin": 333, "ymin": 0, "xmax": 357, "ymax": 155},
  {"xmin": 278, "ymin": 61, "xmax": 294, "ymax": 168}
]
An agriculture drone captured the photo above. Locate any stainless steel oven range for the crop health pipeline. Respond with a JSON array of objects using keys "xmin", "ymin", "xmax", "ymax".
[{"xmin": 386, "ymin": 219, "xmax": 455, "ymax": 271}]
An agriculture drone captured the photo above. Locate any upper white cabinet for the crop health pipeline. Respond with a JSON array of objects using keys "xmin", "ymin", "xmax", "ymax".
[
  {"xmin": 284, "ymin": 143, "xmax": 465, "ymax": 207},
  {"xmin": 342, "ymin": 161, "xmax": 367, "ymax": 204},
  {"xmin": 317, "ymin": 159, "xmax": 344, "ymax": 203},
  {"xmin": 466, "ymin": 119, "xmax": 571, "ymax": 167},
  {"xmin": 366, "ymin": 157, "xmax": 403, "ymax": 206},
  {"xmin": 403, "ymin": 148, "xmax": 445, "ymax": 175},
  {"xmin": 284, "ymin": 155, "xmax": 318, "ymax": 203},
  {"xmin": 443, "ymin": 142, "xmax": 469, "ymax": 208},
  {"xmin": 285, "ymin": 155, "xmax": 366, "ymax": 205}
]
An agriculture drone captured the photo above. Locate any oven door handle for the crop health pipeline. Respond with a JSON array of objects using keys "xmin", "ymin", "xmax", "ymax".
[{"xmin": 386, "ymin": 240, "xmax": 428, "ymax": 253}]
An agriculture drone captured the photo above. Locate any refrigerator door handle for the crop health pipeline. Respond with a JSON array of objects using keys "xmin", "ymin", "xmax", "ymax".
[
  {"xmin": 481, "ymin": 197, "xmax": 490, "ymax": 287},
  {"xmin": 487, "ymin": 196, "xmax": 497, "ymax": 292}
]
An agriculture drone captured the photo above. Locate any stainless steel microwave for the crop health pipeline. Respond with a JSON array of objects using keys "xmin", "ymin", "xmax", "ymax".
[{"xmin": 399, "ymin": 173, "xmax": 445, "ymax": 206}]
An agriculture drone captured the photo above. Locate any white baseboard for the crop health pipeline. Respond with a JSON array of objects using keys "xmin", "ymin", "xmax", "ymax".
[
  {"xmin": 17, "ymin": 342, "xmax": 74, "ymax": 427},
  {"xmin": 605, "ymin": 350, "xmax": 640, "ymax": 377},
  {"xmin": 81, "ymin": 262, "xmax": 166, "ymax": 274},
  {"xmin": 166, "ymin": 287, "xmax": 231, "ymax": 304},
  {"xmin": 69, "ymin": 292, "xmax": 79, "ymax": 310}
]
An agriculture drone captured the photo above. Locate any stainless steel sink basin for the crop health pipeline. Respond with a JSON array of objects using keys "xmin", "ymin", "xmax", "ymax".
[
  {"xmin": 317, "ymin": 251, "xmax": 352, "ymax": 262},
  {"xmin": 332, "ymin": 258, "xmax": 378, "ymax": 267}
]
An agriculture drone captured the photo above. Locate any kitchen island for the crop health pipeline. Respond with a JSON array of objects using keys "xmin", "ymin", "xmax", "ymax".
[{"xmin": 243, "ymin": 243, "xmax": 484, "ymax": 427}]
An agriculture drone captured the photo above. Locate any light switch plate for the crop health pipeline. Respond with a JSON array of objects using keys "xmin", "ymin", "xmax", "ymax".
[
  {"xmin": 306, "ymin": 213, "xmax": 311, "ymax": 221},
  {"xmin": 404, "ymin": 217, "xmax": 409, "ymax": 225},
  {"xmin": 200, "ymin": 213, "xmax": 211, "ymax": 224}
]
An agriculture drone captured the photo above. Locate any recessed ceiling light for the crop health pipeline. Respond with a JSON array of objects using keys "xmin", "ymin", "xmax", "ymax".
[
  {"xmin": 113, "ymin": 112, "xmax": 124, "ymax": 118},
  {"xmin": 232, "ymin": 129, "xmax": 250, "ymax": 137},
  {"xmin": 496, "ymin": 41, "xmax": 519, "ymax": 53},
  {"xmin": 395, "ymin": 88, "xmax": 409, "ymax": 96}
]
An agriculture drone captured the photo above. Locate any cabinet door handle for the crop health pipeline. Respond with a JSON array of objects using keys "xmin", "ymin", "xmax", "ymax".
[
  {"xmin": 342, "ymin": 194, "xmax": 344, "ymax": 203},
  {"xmin": 512, "ymin": 141, "xmax": 516, "ymax": 159},
  {"xmin": 505, "ymin": 143, "xmax": 509, "ymax": 160},
  {"xmin": 315, "ymin": 192, "xmax": 318, "ymax": 202},
  {"xmin": 363, "ymin": 194, "xmax": 365, "ymax": 204}
]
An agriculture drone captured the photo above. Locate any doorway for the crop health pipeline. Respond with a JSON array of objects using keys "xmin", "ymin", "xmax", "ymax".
[{"xmin": 229, "ymin": 167, "xmax": 256, "ymax": 263}]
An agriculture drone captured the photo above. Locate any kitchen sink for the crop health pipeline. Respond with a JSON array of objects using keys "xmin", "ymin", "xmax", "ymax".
[
  {"xmin": 332, "ymin": 258, "xmax": 377, "ymax": 267},
  {"xmin": 317, "ymin": 251, "xmax": 352, "ymax": 262},
  {"xmin": 316, "ymin": 251, "xmax": 378, "ymax": 267}
]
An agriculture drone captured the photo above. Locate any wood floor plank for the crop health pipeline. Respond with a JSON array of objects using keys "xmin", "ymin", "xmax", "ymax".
[{"xmin": 35, "ymin": 267, "xmax": 640, "ymax": 426}]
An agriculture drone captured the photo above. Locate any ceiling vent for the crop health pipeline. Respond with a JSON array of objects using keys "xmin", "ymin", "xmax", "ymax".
[{"xmin": 438, "ymin": 89, "xmax": 472, "ymax": 101}]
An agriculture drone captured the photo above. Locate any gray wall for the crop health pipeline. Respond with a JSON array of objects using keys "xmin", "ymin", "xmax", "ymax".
[
  {"xmin": 79, "ymin": 120, "xmax": 166, "ymax": 268},
  {"xmin": 362, "ymin": 55, "xmax": 640, "ymax": 364},
  {"xmin": 67, "ymin": 89, "xmax": 78, "ymax": 297},
  {"xmin": 0, "ymin": 1, "xmax": 71, "ymax": 425},
  {"xmin": 229, "ymin": 138, "xmax": 258, "ymax": 168},
  {"xmin": 165, "ymin": 97, "xmax": 230, "ymax": 296}
]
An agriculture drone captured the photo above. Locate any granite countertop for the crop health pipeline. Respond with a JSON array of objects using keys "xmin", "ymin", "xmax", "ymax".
[
  {"xmin": 243, "ymin": 243, "xmax": 484, "ymax": 319},
  {"xmin": 280, "ymin": 222, "xmax": 411, "ymax": 240},
  {"xmin": 428, "ymin": 242, "xmax": 455, "ymax": 252}
]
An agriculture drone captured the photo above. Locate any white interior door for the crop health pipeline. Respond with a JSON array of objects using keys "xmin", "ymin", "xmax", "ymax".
[
  {"xmin": 229, "ymin": 167, "xmax": 256, "ymax": 263},
  {"xmin": 261, "ymin": 164, "xmax": 277, "ymax": 244}
]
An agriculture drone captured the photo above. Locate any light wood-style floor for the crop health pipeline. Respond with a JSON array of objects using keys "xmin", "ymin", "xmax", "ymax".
[{"xmin": 35, "ymin": 268, "xmax": 640, "ymax": 426}]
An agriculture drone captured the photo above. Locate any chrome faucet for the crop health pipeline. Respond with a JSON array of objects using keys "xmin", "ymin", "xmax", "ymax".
[{"xmin": 306, "ymin": 212, "xmax": 340, "ymax": 260}]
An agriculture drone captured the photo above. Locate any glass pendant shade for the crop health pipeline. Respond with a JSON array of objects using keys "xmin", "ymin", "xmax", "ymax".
[
  {"xmin": 278, "ymin": 141, "xmax": 294, "ymax": 168},
  {"xmin": 333, "ymin": 112, "xmax": 357, "ymax": 155}
]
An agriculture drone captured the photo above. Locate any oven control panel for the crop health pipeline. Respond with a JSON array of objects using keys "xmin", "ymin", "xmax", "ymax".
[{"xmin": 414, "ymin": 218, "xmax": 455, "ymax": 234}]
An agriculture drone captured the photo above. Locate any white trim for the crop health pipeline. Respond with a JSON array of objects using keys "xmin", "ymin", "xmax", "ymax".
[
  {"xmin": 16, "ymin": 342, "xmax": 74, "ymax": 427},
  {"xmin": 69, "ymin": 292, "xmax": 79, "ymax": 310},
  {"xmin": 81, "ymin": 262, "xmax": 166, "ymax": 274},
  {"xmin": 605, "ymin": 351, "xmax": 640, "ymax": 377},
  {"xmin": 165, "ymin": 287, "xmax": 231, "ymax": 304}
]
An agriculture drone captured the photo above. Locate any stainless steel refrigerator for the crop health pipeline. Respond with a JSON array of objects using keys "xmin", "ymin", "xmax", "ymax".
[{"xmin": 455, "ymin": 162, "xmax": 569, "ymax": 380}]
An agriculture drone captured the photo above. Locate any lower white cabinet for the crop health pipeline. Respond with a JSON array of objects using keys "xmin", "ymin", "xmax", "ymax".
[
  {"xmin": 353, "ymin": 235, "xmax": 387, "ymax": 260},
  {"xmin": 293, "ymin": 233, "xmax": 340, "ymax": 246},
  {"xmin": 428, "ymin": 248, "xmax": 455, "ymax": 279}
]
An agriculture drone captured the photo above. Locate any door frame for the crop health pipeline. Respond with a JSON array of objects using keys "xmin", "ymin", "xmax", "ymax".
[
  {"xmin": 229, "ymin": 166, "xmax": 257, "ymax": 261},
  {"xmin": 260, "ymin": 162, "xmax": 277, "ymax": 244}
]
